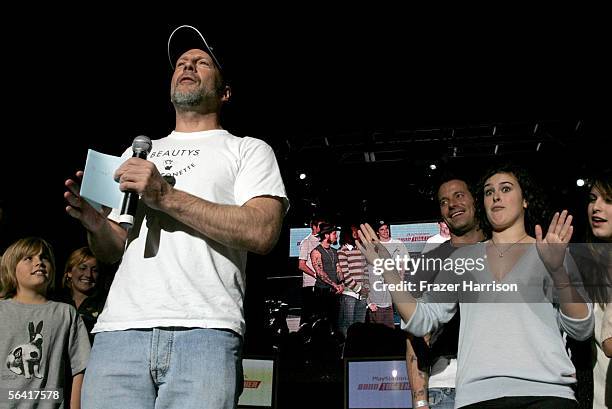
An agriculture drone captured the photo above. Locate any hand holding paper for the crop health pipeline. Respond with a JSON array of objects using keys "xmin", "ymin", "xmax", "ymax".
[
  {"xmin": 64, "ymin": 149, "xmax": 125, "ymax": 233},
  {"xmin": 80, "ymin": 149, "xmax": 125, "ymax": 210},
  {"xmin": 64, "ymin": 172, "xmax": 111, "ymax": 234}
]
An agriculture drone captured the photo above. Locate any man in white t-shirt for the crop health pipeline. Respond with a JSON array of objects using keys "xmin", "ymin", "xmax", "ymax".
[
  {"xmin": 64, "ymin": 25, "xmax": 288, "ymax": 409},
  {"xmin": 298, "ymin": 217, "xmax": 326, "ymax": 325},
  {"xmin": 422, "ymin": 221, "xmax": 451, "ymax": 254}
]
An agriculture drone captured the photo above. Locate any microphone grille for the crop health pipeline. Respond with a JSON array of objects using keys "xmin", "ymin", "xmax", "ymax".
[{"xmin": 133, "ymin": 135, "xmax": 152, "ymax": 153}]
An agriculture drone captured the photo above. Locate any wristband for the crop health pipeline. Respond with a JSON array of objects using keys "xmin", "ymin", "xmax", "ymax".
[{"xmin": 415, "ymin": 400, "xmax": 428, "ymax": 408}]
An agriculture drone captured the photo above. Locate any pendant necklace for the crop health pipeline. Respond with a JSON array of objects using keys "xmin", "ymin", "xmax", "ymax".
[{"xmin": 490, "ymin": 234, "xmax": 528, "ymax": 258}]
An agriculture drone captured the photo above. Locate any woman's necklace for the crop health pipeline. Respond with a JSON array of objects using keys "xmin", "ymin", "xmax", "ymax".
[{"xmin": 490, "ymin": 234, "xmax": 528, "ymax": 257}]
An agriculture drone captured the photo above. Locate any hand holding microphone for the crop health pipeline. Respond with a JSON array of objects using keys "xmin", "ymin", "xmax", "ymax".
[{"xmin": 115, "ymin": 135, "xmax": 153, "ymax": 230}]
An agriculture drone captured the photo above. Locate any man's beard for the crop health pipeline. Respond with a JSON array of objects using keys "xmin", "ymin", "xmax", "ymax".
[
  {"xmin": 172, "ymin": 89, "xmax": 204, "ymax": 107},
  {"xmin": 450, "ymin": 220, "xmax": 477, "ymax": 237}
]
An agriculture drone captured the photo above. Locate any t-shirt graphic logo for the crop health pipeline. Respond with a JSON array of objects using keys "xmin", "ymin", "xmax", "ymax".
[
  {"xmin": 5, "ymin": 321, "xmax": 43, "ymax": 379},
  {"xmin": 164, "ymin": 159, "xmax": 174, "ymax": 170}
]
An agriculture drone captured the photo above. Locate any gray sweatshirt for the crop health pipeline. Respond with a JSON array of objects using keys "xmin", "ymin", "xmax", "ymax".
[{"xmin": 401, "ymin": 243, "xmax": 594, "ymax": 408}]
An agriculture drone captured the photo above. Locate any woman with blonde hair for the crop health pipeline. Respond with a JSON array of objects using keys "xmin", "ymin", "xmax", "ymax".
[{"xmin": 61, "ymin": 247, "xmax": 106, "ymax": 343}]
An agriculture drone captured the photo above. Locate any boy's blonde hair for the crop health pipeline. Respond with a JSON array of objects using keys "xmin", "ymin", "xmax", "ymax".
[{"xmin": 0, "ymin": 237, "xmax": 56, "ymax": 299}]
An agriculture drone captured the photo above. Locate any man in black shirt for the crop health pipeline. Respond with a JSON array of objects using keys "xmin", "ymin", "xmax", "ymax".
[{"xmin": 406, "ymin": 177, "xmax": 485, "ymax": 409}]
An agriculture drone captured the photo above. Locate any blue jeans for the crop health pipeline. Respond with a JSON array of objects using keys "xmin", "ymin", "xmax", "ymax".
[
  {"xmin": 337, "ymin": 295, "xmax": 367, "ymax": 338},
  {"xmin": 429, "ymin": 388, "xmax": 455, "ymax": 409},
  {"xmin": 82, "ymin": 328, "xmax": 243, "ymax": 409}
]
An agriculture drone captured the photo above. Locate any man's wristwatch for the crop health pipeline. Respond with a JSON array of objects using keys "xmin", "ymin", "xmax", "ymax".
[{"xmin": 415, "ymin": 399, "xmax": 429, "ymax": 408}]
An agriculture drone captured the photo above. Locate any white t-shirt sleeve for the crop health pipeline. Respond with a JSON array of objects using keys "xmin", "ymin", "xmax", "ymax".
[
  {"xmin": 234, "ymin": 137, "xmax": 288, "ymax": 208},
  {"xmin": 298, "ymin": 238, "xmax": 309, "ymax": 261}
]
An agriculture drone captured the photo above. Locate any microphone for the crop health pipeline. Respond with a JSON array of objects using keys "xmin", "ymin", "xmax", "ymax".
[{"xmin": 119, "ymin": 135, "xmax": 153, "ymax": 230}]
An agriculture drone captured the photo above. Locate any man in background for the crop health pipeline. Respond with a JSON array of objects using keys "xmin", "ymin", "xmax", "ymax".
[
  {"xmin": 298, "ymin": 216, "xmax": 326, "ymax": 325},
  {"xmin": 422, "ymin": 220, "xmax": 451, "ymax": 254},
  {"xmin": 405, "ymin": 177, "xmax": 484, "ymax": 409}
]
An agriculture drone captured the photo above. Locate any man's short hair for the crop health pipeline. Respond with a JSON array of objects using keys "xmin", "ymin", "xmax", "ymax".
[
  {"xmin": 310, "ymin": 216, "xmax": 326, "ymax": 228},
  {"xmin": 435, "ymin": 171, "xmax": 476, "ymax": 200},
  {"xmin": 437, "ymin": 171, "xmax": 468, "ymax": 188}
]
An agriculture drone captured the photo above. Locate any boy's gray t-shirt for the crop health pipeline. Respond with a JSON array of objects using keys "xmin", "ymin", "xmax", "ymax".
[{"xmin": 0, "ymin": 299, "xmax": 90, "ymax": 409}]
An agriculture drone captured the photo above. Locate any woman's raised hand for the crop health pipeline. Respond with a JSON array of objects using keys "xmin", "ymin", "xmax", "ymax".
[{"xmin": 536, "ymin": 210, "xmax": 574, "ymax": 274}]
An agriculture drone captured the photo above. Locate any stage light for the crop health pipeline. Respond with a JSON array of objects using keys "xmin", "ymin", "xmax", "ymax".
[
  {"xmin": 576, "ymin": 179, "xmax": 585, "ymax": 187},
  {"xmin": 429, "ymin": 164, "xmax": 437, "ymax": 170},
  {"xmin": 299, "ymin": 173, "xmax": 307, "ymax": 180}
]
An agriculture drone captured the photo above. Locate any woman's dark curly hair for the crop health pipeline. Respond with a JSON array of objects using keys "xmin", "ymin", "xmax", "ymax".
[{"xmin": 476, "ymin": 163, "xmax": 550, "ymax": 238}]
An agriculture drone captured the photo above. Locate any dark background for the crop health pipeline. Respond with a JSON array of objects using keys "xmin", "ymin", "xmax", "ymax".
[{"xmin": 0, "ymin": 16, "xmax": 609, "ymax": 349}]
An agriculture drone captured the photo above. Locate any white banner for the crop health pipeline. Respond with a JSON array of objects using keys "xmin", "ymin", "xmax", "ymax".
[
  {"xmin": 238, "ymin": 358, "xmax": 275, "ymax": 408},
  {"xmin": 390, "ymin": 223, "xmax": 439, "ymax": 253}
]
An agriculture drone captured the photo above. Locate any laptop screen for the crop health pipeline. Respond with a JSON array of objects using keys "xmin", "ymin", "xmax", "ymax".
[{"xmin": 345, "ymin": 357, "xmax": 412, "ymax": 409}]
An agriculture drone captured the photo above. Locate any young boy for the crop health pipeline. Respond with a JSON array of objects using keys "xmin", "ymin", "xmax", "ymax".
[{"xmin": 1, "ymin": 237, "xmax": 90, "ymax": 409}]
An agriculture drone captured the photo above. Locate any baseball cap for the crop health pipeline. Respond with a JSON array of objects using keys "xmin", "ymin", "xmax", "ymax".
[
  {"xmin": 376, "ymin": 219, "xmax": 390, "ymax": 230},
  {"xmin": 168, "ymin": 25, "xmax": 223, "ymax": 71}
]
